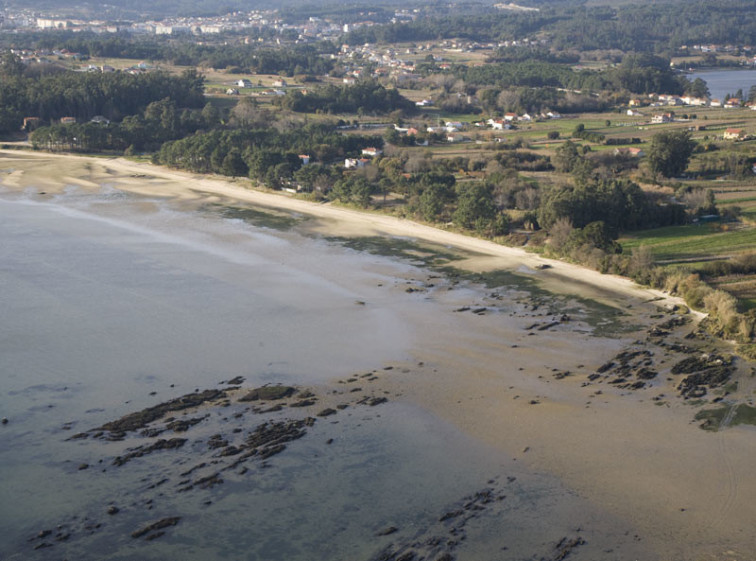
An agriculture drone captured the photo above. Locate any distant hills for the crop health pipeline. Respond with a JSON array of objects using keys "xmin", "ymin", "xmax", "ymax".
[
  {"xmin": 3, "ymin": 0, "xmax": 413, "ymax": 18},
  {"xmin": 0, "ymin": 0, "xmax": 713, "ymax": 21}
]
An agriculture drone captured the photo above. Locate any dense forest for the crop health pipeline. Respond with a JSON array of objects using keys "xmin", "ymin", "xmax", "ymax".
[
  {"xmin": 455, "ymin": 56, "xmax": 685, "ymax": 96},
  {"xmin": 0, "ymin": 54, "xmax": 205, "ymax": 134},
  {"xmin": 274, "ymin": 80, "xmax": 417, "ymax": 115},
  {"xmin": 155, "ymin": 124, "xmax": 380, "ymax": 181}
]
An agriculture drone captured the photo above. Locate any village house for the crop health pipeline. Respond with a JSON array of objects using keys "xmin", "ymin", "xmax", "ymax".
[
  {"xmin": 361, "ymin": 147, "xmax": 382, "ymax": 157},
  {"xmin": 344, "ymin": 158, "xmax": 367, "ymax": 169},
  {"xmin": 298, "ymin": 154, "xmax": 311, "ymax": 165},
  {"xmin": 21, "ymin": 117, "xmax": 41, "ymax": 131},
  {"xmin": 236, "ymin": 79, "xmax": 252, "ymax": 88},
  {"xmin": 658, "ymin": 94, "xmax": 682, "ymax": 106},
  {"xmin": 681, "ymin": 95, "xmax": 709, "ymax": 106},
  {"xmin": 60, "ymin": 117, "xmax": 77, "ymax": 124},
  {"xmin": 614, "ymin": 147, "xmax": 645, "ymax": 157},
  {"xmin": 651, "ymin": 113, "xmax": 674, "ymax": 124},
  {"xmin": 723, "ymin": 128, "xmax": 746, "ymax": 140}
]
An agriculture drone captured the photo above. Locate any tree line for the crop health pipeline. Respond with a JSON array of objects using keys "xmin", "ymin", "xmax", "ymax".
[
  {"xmin": 2, "ymin": 32, "xmax": 336, "ymax": 77},
  {"xmin": 0, "ymin": 54, "xmax": 205, "ymax": 134},
  {"xmin": 273, "ymin": 80, "xmax": 416, "ymax": 115},
  {"xmin": 455, "ymin": 54, "xmax": 687, "ymax": 97}
]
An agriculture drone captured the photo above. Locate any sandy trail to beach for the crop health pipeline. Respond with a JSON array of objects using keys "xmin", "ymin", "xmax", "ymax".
[{"xmin": 2, "ymin": 150, "xmax": 755, "ymax": 560}]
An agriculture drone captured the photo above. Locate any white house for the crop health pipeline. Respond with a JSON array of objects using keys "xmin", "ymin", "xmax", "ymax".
[
  {"xmin": 651, "ymin": 113, "xmax": 673, "ymax": 124},
  {"xmin": 723, "ymin": 128, "xmax": 745, "ymax": 140}
]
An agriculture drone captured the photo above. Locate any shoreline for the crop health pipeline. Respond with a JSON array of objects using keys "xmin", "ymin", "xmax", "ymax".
[
  {"xmin": 2, "ymin": 149, "xmax": 755, "ymax": 560},
  {"xmin": 0, "ymin": 148, "xmax": 688, "ymax": 310}
]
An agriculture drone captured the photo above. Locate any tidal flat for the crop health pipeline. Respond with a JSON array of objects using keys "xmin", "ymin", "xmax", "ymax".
[{"xmin": 1, "ymin": 151, "xmax": 755, "ymax": 561}]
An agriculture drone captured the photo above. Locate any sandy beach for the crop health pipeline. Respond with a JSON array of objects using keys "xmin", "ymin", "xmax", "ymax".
[{"xmin": 2, "ymin": 149, "xmax": 755, "ymax": 561}]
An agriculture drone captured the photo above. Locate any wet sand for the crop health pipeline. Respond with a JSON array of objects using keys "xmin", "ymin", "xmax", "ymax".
[{"xmin": 1, "ymin": 150, "xmax": 755, "ymax": 560}]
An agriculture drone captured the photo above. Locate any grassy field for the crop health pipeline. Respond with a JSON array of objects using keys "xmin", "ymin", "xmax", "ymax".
[
  {"xmin": 620, "ymin": 224, "xmax": 756, "ymax": 261},
  {"xmin": 620, "ymin": 222, "xmax": 756, "ymax": 309}
]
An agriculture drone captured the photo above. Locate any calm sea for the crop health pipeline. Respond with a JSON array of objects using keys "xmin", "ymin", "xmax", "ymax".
[
  {"xmin": 0, "ymin": 185, "xmax": 649, "ymax": 560},
  {"xmin": 688, "ymin": 68, "xmax": 756, "ymax": 101}
]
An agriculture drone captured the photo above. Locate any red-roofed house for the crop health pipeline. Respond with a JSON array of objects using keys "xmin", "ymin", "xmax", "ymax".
[{"xmin": 723, "ymin": 128, "xmax": 745, "ymax": 140}]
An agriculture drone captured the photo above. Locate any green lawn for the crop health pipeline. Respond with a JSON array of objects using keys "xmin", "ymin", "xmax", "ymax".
[
  {"xmin": 620, "ymin": 223, "xmax": 756, "ymax": 261},
  {"xmin": 718, "ymin": 196, "xmax": 756, "ymax": 205}
]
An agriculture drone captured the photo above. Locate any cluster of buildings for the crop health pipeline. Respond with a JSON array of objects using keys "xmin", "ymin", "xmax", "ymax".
[
  {"xmin": 680, "ymin": 44, "xmax": 755, "ymax": 56},
  {"xmin": 332, "ymin": 37, "xmax": 546, "ymax": 88},
  {"xmin": 631, "ymin": 94, "xmax": 755, "ymax": 110},
  {"xmin": 0, "ymin": 7, "xmax": 411, "ymax": 43},
  {"xmin": 416, "ymin": 112, "xmax": 562, "ymax": 143},
  {"xmin": 0, "ymin": 9, "xmax": 281, "ymax": 36},
  {"xmin": 6, "ymin": 46, "xmax": 156, "ymax": 74}
]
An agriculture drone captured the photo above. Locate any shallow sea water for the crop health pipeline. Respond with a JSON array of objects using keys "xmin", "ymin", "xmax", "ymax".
[{"xmin": 0, "ymin": 186, "xmax": 651, "ymax": 560}]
